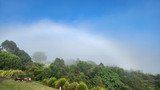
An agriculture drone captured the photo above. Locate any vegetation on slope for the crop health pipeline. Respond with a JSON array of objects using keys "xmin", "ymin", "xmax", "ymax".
[
  {"xmin": 0, "ymin": 79, "xmax": 56, "ymax": 90},
  {"xmin": 0, "ymin": 40, "xmax": 160, "ymax": 90}
]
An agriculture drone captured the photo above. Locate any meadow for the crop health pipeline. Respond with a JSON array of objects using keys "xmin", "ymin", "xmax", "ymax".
[{"xmin": 0, "ymin": 79, "xmax": 57, "ymax": 90}]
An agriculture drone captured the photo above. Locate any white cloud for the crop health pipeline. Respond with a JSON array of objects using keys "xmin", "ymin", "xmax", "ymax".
[{"xmin": 0, "ymin": 20, "xmax": 139, "ymax": 71}]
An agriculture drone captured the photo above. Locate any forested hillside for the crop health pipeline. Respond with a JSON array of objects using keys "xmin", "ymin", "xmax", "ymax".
[{"xmin": 0, "ymin": 40, "xmax": 160, "ymax": 90}]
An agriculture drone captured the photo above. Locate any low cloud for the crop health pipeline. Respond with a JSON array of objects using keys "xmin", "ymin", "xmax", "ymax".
[{"xmin": 0, "ymin": 20, "xmax": 154, "ymax": 73}]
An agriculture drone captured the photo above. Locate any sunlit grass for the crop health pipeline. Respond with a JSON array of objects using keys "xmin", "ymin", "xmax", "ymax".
[{"xmin": 0, "ymin": 79, "xmax": 57, "ymax": 90}]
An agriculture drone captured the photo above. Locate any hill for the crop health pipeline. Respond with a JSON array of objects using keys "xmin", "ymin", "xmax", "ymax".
[{"xmin": 0, "ymin": 79, "xmax": 57, "ymax": 90}]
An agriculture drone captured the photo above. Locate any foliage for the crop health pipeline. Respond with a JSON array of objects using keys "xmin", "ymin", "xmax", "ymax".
[
  {"xmin": 0, "ymin": 40, "xmax": 159, "ymax": 90},
  {"xmin": 28, "ymin": 66, "xmax": 53, "ymax": 81},
  {"xmin": 63, "ymin": 81, "xmax": 70, "ymax": 90},
  {"xmin": 66, "ymin": 61, "xmax": 93, "ymax": 85},
  {"xmin": 55, "ymin": 78, "xmax": 67, "ymax": 89},
  {"xmin": 121, "ymin": 71, "xmax": 154, "ymax": 90},
  {"xmin": 50, "ymin": 58, "xmax": 67, "ymax": 78},
  {"xmin": 155, "ymin": 80, "xmax": 160, "ymax": 90},
  {"xmin": 155, "ymin": 74, "xmax": 160, "ymax": 89},
  {"xmin": 68, "ymin": 82, "xmax": 79, "ymax": 90},
  {"xmin": 42, "ymin": 78, "xmax": 49, "ymax": 85},
  {"xmin": 47, "ymin": 77, "xmax": 57, "ymax": 87},
  {"xmin": 0, "ymin": 70, "xmax": 25, "ymax": 78},
  {"xmin": 0, "ymin": 52, "xmax": 22, "ymax": 70},
  {"xmin": 91, "ymin": 86, "xmax": 105, "ymax": 90},
  {"xmin": 1, "ymin": 40, "xmax": 32, "ymax": 70},
  {"xmin": 76, "ymin": 61, "xmax": 93, "ymax": 74},
  {"xmin": 76, "ymin": 82, "xmax": 88, "ymax": 90},
  {"xmin": 88, "ymin": 66, "xmax": 124, "ymax": 89}
]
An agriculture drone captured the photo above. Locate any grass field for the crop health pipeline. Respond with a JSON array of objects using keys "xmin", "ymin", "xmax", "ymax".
[{"xmin": 0, "ymin": 79, "xmax": 57, "ymax": 90}]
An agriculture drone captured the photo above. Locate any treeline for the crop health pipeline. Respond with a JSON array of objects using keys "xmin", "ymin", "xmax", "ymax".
[{"xmin": 0, "ymin": 40, "xmax": 160, "ymax": 90}]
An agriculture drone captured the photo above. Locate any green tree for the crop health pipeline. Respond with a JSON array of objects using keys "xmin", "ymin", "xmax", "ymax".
[
  {"xmin": 0, "ymin": 52, "xmax": 21, "ymax": 70},
  {"xmin": 66, "ymin": 60, "xmax": 93, "ymax": 85},
  {"xmin": 50, "ymin": 58, "xmax": 67, "ymax": 78},
  {"xmin": 1, "ymin": 40, "xmax": 32, "ymax": 70},
  {"xmin": 76, "ymin": 82, "xmax": 88, "ymax": 90},
  {"xmin": 88, "ymin": 66, "xmax": 124, "ymax": 89},
  {"xmin": 1, "ymin": 40, "xmax": 18, "ymax": 53},
  {"xmin": 76, "ymin": 61, "xmax": 93, "ymax": 74},
  {"xmin": 29, "ymin": 67, "xmax": 53, "ymax": 81}
]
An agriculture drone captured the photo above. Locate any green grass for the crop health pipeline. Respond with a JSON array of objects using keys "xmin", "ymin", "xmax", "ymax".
[{"xmin": 0, "ymin": 79, "xmax": 57, "ymax": 90}]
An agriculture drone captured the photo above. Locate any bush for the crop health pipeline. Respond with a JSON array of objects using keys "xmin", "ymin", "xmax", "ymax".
[
  {"xmin": 92, "ymin": 86, "xmax": 105, "ymax": 90},
  {"xmin": 55, "ymin": 78, "xmax": 67, "ymax": 89},
  {"xmin": 68, "ymin": 82, "xmax": 79, "ymax": 90},
  {"xmin": 63, "ymin": 81, "xmax": 70, "ymax": 90},
  {"xmin": 76, "ymin": 82, "xmax": 88, "ymax": 90},
  {"xmin": 42, "ymin": 78, "xmax": 49, "ymax": 85},
  {"xmin": 25, "ymin": 71, "xmax": 34, "ymax": 79},
  {"xmin": 11, "ymin": 70, "xmax": 26, "ymax": 78},
  {"xmin": 47, "ymin": 77, "xmax": 57, "ymax": 87},
  {"xmin": 0, "ymin": 70, "xmax": 25, "ymax": 78},
  {"xmin": 30, "ymin": 67, "xmax": 53, "ymax": 81}
]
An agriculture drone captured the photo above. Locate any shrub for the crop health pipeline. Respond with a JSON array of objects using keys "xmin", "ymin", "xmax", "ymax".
[
  {"xmin": 42, "ymin": 78, "xmax": 49, "ymax": 85},
  {"xmin": 76, "ymin": 82, "xmax": 88, "ymax": 90},
  {"xmin": 92, "ymin": 86, "xmax": 105, "ymax": 90},
  {"xmin": 0, "ymin": 70, "xmax": 25, "ymax": 78},
  {"xmin": 47, "ymin": 77, "xmax": 57, "ymax": 87},
  {"xmin": 63, "ymin": 81, "xmax": 70, "ymax": 90},
  {"xmin": 55, "ymin": 78, "xmax": 67, "ymax": 89},
  {"xmin": 25, "ymin": 71, "xmax": 34, "ymax": 79},
  {"xmin": 12, "ymin": 70, "xmax": 25, "ymax": 78},
  {"xmin": 68, "ymin": 82, "xmax": 79, "ymax": 90}
]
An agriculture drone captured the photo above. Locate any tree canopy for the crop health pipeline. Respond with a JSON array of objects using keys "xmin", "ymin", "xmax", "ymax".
[
  {"xmin": 0, "ymin": 52, "xmax": 21, "ymax": 70},
  {"xmin": 1, "ymin": 40, "xmax": 32, "ymax": 70}
]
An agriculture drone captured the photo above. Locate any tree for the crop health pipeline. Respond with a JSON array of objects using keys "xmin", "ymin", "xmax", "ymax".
[
  {"xmin": 32, "ymin": 52, "xmax": 47, "ymax": 64},
  {"xmin": 0, "ymin": 52, "xmax": 22, "ymax": 70},
  {"xmin": 1, "ymin": 40, "xmax": 19, "ymax": 53},
  {"xmin": 49, "ymin": 58, "xmax": 67, "ymax": 78},
  {"xmin": 1, "ymin": 40, "xmax": 32, "ymax": 70},
  {"xmin": 88, "ymin": 66, "xmax": 124, "ymax": 89},
  {"xmin": 17, "ymin": 50, "xmax": 33, "ymax": 69},
  {"xmin": 76, "ymin": 61, "xmax": 93, "ymax": 74},
  {"xmin": 29, "ymin": 67, "xmax": 53, "ymax": 81},
  {"xmin": 76, "ymin": 82, "xmax": 88, "ymax": 90},
  {"xmin": 153, "ymin": 74, "xmax": 160, "ymax": 89}
]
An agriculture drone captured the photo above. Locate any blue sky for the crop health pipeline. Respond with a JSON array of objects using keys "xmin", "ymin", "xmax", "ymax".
[
  {"xmin": 0, "ymin": 0, "xmax": 137, "ymax": 22},
  {"xmin": 0, "ymin": 0, "xmax": 160, "ymax": 74}
]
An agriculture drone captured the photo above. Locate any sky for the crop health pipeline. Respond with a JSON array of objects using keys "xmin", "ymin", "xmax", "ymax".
[{"xmin": 0, "ymin": 0, "xmax": 160, "ymax": 74}]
